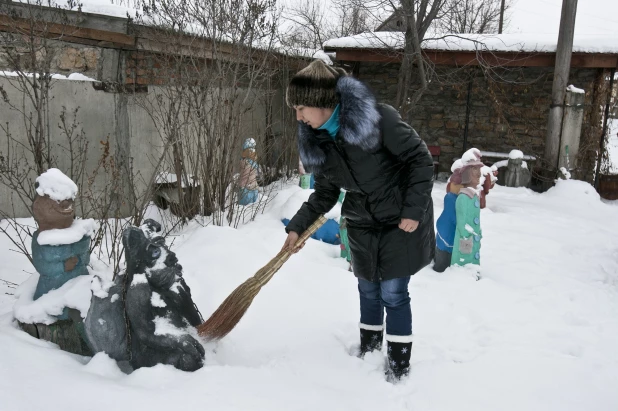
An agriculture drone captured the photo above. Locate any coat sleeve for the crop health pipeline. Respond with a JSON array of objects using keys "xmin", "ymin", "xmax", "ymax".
[
  {"xmin": 286, "ymin": 173, "xmax": 341, "ymax": 235},
  {"xmin": 380, "ymin": 105, "xmax": 434, "ymax": 223}
]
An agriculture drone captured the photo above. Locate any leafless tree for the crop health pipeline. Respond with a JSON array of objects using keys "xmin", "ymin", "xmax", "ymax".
[
  {"xmin": 281, "ymin": 0, "xmax": 375, "ymax": 52},
  {"xmin": 437, "ymin": 0, "xmax": 511, "ymax": 34},
  {"xmin": 134, "ymin": 0, "xmax": 298, "ymax": 228},
  {"xmin": 355, "ymin": 0, "xmax": 511, "ymax": 119},
  {"xmin": 0, "ymin": 1, "xmax": 156, "ymax": 273}
]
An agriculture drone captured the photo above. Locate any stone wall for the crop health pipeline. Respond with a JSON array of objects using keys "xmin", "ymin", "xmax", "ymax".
[
  {"xmin": 357, "ymin": 62, "xmax": 600, "ymax": 173},
  {"xmin": 0, "ymin": 42, "xmax": 118, "ymax": 81}
]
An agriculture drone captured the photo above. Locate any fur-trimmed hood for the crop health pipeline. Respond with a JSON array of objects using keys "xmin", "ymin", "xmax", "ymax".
[{"xmin": 297, "ymin": 76, "xmax": 381, "ymax": 172}]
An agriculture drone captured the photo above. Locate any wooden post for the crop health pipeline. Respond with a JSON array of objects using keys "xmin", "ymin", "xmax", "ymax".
[
  {"xmin": 498, "ymin": 0, "xmax": 506, "ymax": 34},
  {"xmin": 544, "ymin": 0, "xmax": 578, "ymax": 181}
]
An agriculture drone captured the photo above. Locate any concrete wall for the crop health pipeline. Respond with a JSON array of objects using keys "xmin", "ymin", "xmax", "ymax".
[{"xmin": 0, "ymin": 76, "xmax": 274, "ymax": 218}]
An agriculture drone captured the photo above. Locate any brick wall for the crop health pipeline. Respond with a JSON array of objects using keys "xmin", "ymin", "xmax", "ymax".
[{"xmin": 357, "ymin": 62, "xmax": 600, "ymax": 173}]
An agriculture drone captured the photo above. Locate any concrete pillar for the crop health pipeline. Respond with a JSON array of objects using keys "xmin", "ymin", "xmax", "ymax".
[
  {"xmin": 558, "ymin": 85, "xmax": 585, "ymax": 171},
  {"xmin": 98, "ymin": 48, "xmax": 120, "ymax": 83}
]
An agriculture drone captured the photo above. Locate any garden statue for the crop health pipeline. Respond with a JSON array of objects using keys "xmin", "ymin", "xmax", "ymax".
[
  {"xmin": 16, "ymin": 168, "xmax": 96, "ymax": 355},
  {"xmin": 239, "ymin": 138, "xmax": 259, "ymax": 205},
  {"xmin": 298, "ymin": 159, "xmax": 314, "ymax": 189},
  {"xmin": 504, "ymin": 150, "xmax": 531, "ymax": 188},
  {"xmin": 451, "ymin": 162, "xmax": 484, "ymax": 276},
  {"xmin": 85, "ymin": 219, "xmax": 205, "ymax": 372},
  {"xmin": 31, "ymin": 169, "xmax": 95, "ymax": 304}
]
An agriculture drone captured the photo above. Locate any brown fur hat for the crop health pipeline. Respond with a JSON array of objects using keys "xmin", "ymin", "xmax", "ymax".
[{"xmin": 286, "ymin": 60, "xmax": 348, "ymax": 109}]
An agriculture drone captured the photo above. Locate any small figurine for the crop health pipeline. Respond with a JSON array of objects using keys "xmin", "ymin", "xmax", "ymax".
[
  {"xmin": 238, "ymin": 138, "xmax": 259, "ymax": 205},
  {"xmin": 451, "ymin": 162, "xmax": 484, "ymax": 272},
  {"xmin": 337, "ymin": 191, "xmax": 352, "ymax": 271},
  {"xmin": 299, "ymin": 159, "xmax": 315, "ymax": 189},
  {"xmin": 434, "ymin": 164, "xmax": 461, "ymax": 273}
]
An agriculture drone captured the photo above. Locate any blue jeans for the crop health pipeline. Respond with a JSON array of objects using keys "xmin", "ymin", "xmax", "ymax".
[{"xmin": 358, "ymin": 277, "xmax": 412, "ymax": 337}]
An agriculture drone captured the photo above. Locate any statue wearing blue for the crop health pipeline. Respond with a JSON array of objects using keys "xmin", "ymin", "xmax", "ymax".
[
  {"xmin": 239, "ymin": 138, "xmax": 259, "ymax": 206},
  {"xmin": 31, "ymin": 169, "xmax": 93, "ymax": 319}
]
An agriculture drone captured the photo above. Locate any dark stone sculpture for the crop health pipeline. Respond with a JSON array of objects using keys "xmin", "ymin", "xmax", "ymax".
[{"xmin": 85, "ymin": 219, "xmax": 205, "ymax": 372}]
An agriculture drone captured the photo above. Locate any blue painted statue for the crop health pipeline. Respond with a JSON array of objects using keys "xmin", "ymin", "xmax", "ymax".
[
  {"xmin": 239, "ymin": 138, "xmax": 259, "ymax": 205},
  {"xmin": 31, "ymin": 169, "xmax": 95, "ymax": 314}
]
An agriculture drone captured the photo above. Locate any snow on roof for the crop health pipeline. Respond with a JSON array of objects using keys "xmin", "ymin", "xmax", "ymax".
[
  {"xmin": 14, "ymin": 0, "xmax": 138, "ymax": 20},
  {"xmin": 323, "ymin": 32, "xmax": 618, "ymax": 54}
]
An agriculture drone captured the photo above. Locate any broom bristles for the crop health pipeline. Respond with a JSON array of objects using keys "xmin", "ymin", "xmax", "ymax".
[{"xmin": 197, "ymin": 216, "xmax": 328, "ymax": 341}]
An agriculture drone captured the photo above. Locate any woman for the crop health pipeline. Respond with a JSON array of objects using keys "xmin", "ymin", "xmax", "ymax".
[{"xmin": 281, "ymin": 60, "xmax": 434, "ymax": 381}]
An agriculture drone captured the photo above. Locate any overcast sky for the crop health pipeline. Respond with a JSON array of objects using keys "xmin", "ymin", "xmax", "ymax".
[{"xmin": 507, "ymin": 0, "xmax": 618, "ymax": 36}]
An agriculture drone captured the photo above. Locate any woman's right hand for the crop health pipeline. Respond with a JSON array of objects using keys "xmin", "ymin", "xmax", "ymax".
[{"xmin": 281, "ymin": 231, "xmax": 304, "ymax": 253}]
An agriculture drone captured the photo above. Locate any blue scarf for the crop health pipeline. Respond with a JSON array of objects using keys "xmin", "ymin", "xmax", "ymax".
[{"xmin": 317, "ymin": 104, "xmax": 340, "ymax": 139}]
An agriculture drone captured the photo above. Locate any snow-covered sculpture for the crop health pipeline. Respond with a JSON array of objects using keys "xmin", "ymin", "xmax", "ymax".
[
  {"xmin": 15, "ymin": 169, "xmax": 96, "ymax": 355},
  {"xmin": 85, "ymin": 219, "xmax": 205, "ymax": 372},
  {"xmin": 31, "ymin": 169, "xmax": 96, "ymax": 303},
  {"xmin": 504, "ymin": 150, "xmax": 531, "ymax": 188},
  {"xmin": 238, "ymin": 138, "xmax": 259, "ymax": 206}
]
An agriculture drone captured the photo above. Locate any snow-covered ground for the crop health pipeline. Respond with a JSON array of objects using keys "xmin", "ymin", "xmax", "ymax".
[{"xmin": 1, "ymin": 181, "xmax": 618, "ymax": 411}]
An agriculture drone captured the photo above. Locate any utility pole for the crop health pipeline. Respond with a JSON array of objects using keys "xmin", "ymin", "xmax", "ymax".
[
  {"xmin": 544, "ymin": 0, "xmax": 578, "ymax": 183},
  {"xmin": 498, "ymin": 0, "xmax": 506, "ymax": 34}
]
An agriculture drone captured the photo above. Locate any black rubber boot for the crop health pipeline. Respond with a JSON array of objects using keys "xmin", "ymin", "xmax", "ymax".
[
  {"xmin": 385, "ymin": 340, "xmax": 412, "ymax": 382},
  {"xmin": 359, "ymin": 327, "xmax": 383, "ymax": 357}
]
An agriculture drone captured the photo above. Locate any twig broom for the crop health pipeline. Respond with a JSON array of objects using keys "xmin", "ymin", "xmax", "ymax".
[{"xmin": 197, "ymin": 215, "xmax": 328, "ymax": 341}]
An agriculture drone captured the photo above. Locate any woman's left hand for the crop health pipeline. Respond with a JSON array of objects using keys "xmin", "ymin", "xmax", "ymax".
[{"xmin": 399, "ymin": 218, "xmax": 419, "ymax": 233}]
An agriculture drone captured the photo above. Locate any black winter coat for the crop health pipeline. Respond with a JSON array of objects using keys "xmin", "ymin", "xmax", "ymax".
[{"xmin": 286, "ymin": 76, "xmax": 435, "ymax": 282}]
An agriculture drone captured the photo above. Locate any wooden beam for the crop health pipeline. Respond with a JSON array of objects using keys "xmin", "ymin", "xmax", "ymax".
[
  {"xmin": 331, "ymin": 48, "xmax": 618, "ymax": 68},
  {"xmin": 0, "ymin": 15, "xmax": 135, "ymax": 48}
]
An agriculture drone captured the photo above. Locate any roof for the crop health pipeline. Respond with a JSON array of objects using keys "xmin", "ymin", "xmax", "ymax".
[
  {"xmin": 2, "ymin": 1, "xmax": 311, "ymax": 64},
  {"xmin": 323, "ymin": 32, "xmax": 618, "ymax": 68}
]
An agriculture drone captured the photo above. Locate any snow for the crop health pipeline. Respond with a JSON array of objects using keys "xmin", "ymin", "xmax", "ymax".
[
  {"xmin": 90, "ymin": 273, "xmax": 114, "ymax": 299},
  {"xmin": 35, "ymin": 168, "xmax": 78, "ymax": 202},
  {"xmin": 1, "ymin": 181, "xmax": 618, "ymax": 410},
  {"xmin": 280, "ymin": 186, "xmax": 342, "ymax": 221},
  {"xmin": 559, "ymin": 167, "xmax": 572, "ymax": 180},
  {"xmin": 155, "ymin": 172, "xmax": 196, "ymax": 188},
  {"xmin": 464, "ymin": 224, "xmax": 478, "ymax": 235},
  {"xmin": 151, "ymin": 292, "xmax": 166, "ymax": 308},
  {"xmin": 479, "ymin": 165, "xmax": 497, "ymax": 187},
  {"xmin": 493, "ymin": 159, "xmax": 508, "ymax": 169},
  {"xmin": 508, "ymin": 149, "xmax": 524, "ymax": 160},
  {"xmin": 36, "ymin": 218, "xmax": 98, "ymax": 246},
  {"xmin": 461, "ymin": 148, "xmax": 481, "ymax": 164},
  {"xmin": 13, "ymin": 273, "xmax": 93, "ymax": 325},
  {"xmin": 312, "ymin": 50, "xmax": 333, "ymax": 65},
  {"xmin": 1, "ymin": 71, "xmax": 96, "ymax": 81},
  {"xmin": 131, "ymin": 274, "xmax": 148, "ymax": 286},
  {"xmin": 451, "ymin": 159, "xmax": 464, "ymax": 172},
  {"xmin": 153, "ymin": 316, "xmax": 188, "ymax": 337},
  {"xmin": 323, "ymin": 32, "xmax": 618, "ymax": 54},
  {"xmin": 15, "ymin": 0, "xmax": 139, "ymax": 20},
  {"xmin": 480, "ymin": 150, "xmax": 536, "ymax": 161},
  {"xmin": 567, "ymin": 84, "xmax": 585, "ymax": 94}
]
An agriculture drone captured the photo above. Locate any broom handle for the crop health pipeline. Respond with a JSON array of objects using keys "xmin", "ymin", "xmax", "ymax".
[{"xmin": 294, "ymin": 215, "xmax": 329, "ymax": 248}]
